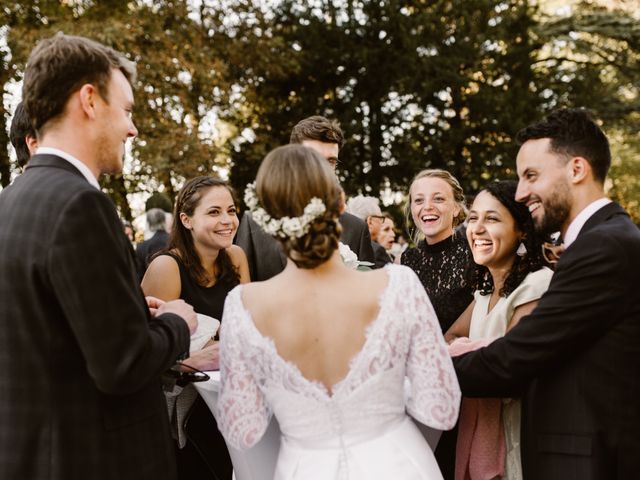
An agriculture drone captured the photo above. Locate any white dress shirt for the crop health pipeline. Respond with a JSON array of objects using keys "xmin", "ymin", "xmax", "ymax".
[{"xmin": 564, "ymin": 197, "xmax": 612, "ymax": 248}]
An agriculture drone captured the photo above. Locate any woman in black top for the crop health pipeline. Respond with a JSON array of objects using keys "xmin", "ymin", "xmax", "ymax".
[
  {"xmin": 399, "ymin": 169, "xmax": 473, "ymax": 480},
  {"xmin": 142, "ymin": 176, "xmax": 249, "ymax": 480},
  {"xmin": 399, "ymin": 168, "xmax": 473, "ymax": 332}
]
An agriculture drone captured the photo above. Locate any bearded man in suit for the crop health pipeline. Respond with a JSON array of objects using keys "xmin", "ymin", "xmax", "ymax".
[
  {"xmin": 236, "ymin": 115, "xmax": 375, "ymax": 280},
  {"xmin": 453, "ymin": 108, "xmax": 640, "ymax": 479},
  {"xmin": 0, "ymin": 33, "xmax": 197, "ymax": 480}
]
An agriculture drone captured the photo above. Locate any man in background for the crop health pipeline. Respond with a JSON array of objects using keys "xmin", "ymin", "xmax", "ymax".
[
  {"xmin": 346, "ymin": 194, "xmax": 391, "ymax": 268},
  {"xmin": 135, "ymin": 207, "xmax": 170, "ymax": 280},
  {"xmin": 9, "ymin": 101, "xmax": 38, "ymax": 168},
  {"xmin": 237, "ymin": 115, "xmax": 374, "ymax": 280}
]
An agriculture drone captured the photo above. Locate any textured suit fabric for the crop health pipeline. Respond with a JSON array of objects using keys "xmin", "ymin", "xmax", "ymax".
[
  {"xmin": 0, "ymin": 154, "xmax": 190, "ymax": 480},
  {"xmin": 372, "ymin": 241, "xmax": 391, "ymax": 269},
  {"xmin": 236, "ymin": 211, "xmax": 376, "ymax": 282},
  {"xmin": 135, "ymin": 229, "xmax": 170, "ymax": 279},
  {"xmin": 453, "ymin": 202, "xmax": 640, "ymax": 480},
  {"xmin": 337, "ymin": 211, "xmax": 375, "ymax": 265}
]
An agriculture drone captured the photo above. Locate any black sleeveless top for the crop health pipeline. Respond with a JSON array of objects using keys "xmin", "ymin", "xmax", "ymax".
[
  {"xmin": 163, "ymin": 253, "xmax": 237, "ymax": 321},
  {"xmin": 401, "ymin": 230, "xmax": 473, "ymax": 333}
]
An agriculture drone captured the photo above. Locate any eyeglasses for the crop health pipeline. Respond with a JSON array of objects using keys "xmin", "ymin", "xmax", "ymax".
[
  {"xmin": 163, "ymin": 361, "xmax": 210, "ymax": 390},
  {"xmin": 369, "ymin": 215, "xmax": 386, "ymax": 222}
]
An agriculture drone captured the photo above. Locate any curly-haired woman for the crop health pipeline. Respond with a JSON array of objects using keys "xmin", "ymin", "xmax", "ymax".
[{"xmin": 446, "ymin": 180, "xmax": 552, "ymax": 480}]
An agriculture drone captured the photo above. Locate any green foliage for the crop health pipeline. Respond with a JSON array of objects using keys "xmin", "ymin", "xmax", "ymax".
[
  {"xmin": 533, "ymin": 2, "xmax": 640, "ymax": 222},
  {"xmin": 3, "ymin": 0, "xmax": 238, "ymax": 219},
  {"xmin": 1, "ymin": 0, "xmax": 638, "ymax": 222}
]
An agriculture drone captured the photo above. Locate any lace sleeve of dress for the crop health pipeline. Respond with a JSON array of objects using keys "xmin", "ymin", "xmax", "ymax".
[
  {"xmin": 216, "ymin": 288, "xmax": 271, "ymax": 450},
  {"xmin": 403, "ymin": 268, "xmax": 461, "ymax": 430}
]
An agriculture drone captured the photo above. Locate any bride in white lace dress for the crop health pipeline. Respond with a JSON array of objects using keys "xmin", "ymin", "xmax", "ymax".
[{"xmin": 216, "ymin": 144, "xmax": 460, "ymax": 480}]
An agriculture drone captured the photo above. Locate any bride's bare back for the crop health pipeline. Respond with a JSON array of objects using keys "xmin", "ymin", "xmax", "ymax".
[{"xmin": 241, "ymin": 253, "xmax": 389, "ymax": 394}]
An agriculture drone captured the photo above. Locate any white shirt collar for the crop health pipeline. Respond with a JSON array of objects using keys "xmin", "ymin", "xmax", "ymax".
[
  {"xmin": 35, "ymin": 147, "xmax": 100, "ymax": 190},
  {"xmin": 563, "ymin": 197, "xmax": 612, "ymax": 248}
]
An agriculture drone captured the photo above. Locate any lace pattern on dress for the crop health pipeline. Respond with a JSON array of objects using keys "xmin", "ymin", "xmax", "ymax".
[
  {"xmin": 217, "ymin": 265, "xmax": 461, "ymax": 451},
  {"xmin": 401, "ymin": 230, "xmax": 473, "ymax": 332}
]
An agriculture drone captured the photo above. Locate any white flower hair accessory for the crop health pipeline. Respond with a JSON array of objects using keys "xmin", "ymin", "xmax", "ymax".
[{"xmin": 244, "ymin": 182, "xmax": 327, "ymax": 240}]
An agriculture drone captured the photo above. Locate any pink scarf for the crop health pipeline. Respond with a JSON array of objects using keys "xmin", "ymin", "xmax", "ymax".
[{"xmin": 449, "ymin": 338, "xmax": 505, "ymax": 480}]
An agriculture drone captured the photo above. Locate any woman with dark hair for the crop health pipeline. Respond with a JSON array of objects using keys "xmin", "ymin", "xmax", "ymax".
[
  {"xmin": 142, "ymin": 176, "xmax": 249, "ymax": 480},
  {"xmin": 445, "ymin": 180, "xmax": 552, "ymax": 480},
  {"xmin": 143, "ymin": 176, "xmax": 249, "ymax": 319},
  {"xmin": 216, "ymin": 144, "xmax": 460, "ymax": 479}
]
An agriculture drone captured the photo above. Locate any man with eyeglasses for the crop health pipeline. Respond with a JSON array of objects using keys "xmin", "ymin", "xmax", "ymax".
[
  {"xmin": 346, "ymin": 195, "xmax": 392, "ymax": 268},
  {"xmin": 237, "ymin": 115, "xmax": 375, "ymax": 281}
]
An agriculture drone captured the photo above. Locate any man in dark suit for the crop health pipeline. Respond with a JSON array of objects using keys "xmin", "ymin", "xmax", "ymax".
[
  {"xmin": 0, "ymin": 34, "xmax": 197, "ymax": 480},
  {"xmin": 346, "ymin": 194, "xmax": 392, "ymax": 268},
  {"xmin": 135, "ymin": 207, "xmax": 170, "ymax": 280},
  {"xmin": 453, "ymin": 108, "xmax": 640, "ymax": 479},
  {"xmin": 236, "ymin": 115, "xmax": 374, "ymax": 280}
]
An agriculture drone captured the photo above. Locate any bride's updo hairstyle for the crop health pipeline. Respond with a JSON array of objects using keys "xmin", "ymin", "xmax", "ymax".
[{"xmin": 255, "ymin": 144, "xmax": 342, "ymax": 269}]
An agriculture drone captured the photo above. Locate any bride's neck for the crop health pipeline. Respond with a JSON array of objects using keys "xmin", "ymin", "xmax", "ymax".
[{"xmin": 284, "ymin": 250, "xmax": 348, "ymax": 277}]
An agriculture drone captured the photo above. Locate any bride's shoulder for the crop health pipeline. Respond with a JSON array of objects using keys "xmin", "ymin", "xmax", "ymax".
[
  {"xmin": 237, "ymin": 279, "xmax": 279, "ymax": 315},
  {"xmin": 353, "ymin": 264, "xmax": 419, "ymax": 298},
  {"xmin": 381, "ymin": 263, "xmax": 420, "ymax": 281},
  {"xmin": 379, "ymin": 264, "xmax": 425, "ymax": 294}
]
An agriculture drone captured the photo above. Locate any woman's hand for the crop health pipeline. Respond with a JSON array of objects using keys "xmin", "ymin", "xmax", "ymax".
[{"xmin": 183, "ymin": 342, "xmax": 220, "ymax": 371}]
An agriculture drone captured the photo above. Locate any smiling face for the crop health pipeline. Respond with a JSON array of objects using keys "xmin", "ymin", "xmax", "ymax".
[
  {"xmin": 515, "ymin": 138, "xmax": 572, "ymax": 236},
  {"xmin": 467, "ymin": 190, "xmax": 521, "ymax": 272},
  {"xmin": 180, "ymin": 186, "xmax": 239, "ymax": 253},
  {"xmin": 378, "ymin": 217, "xmax": 396, "ymax": 250},
  {"xmin": 410, "ymin": 176, "xmax": 461, "ymax": 244},
  {"xmin": 95, "ymin": 68, "xmax": 138, "ymax": 174}
]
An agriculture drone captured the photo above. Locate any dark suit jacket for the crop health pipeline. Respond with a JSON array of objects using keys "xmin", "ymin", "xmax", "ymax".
[
  {"xmin": 372, "ymin": 240, "xmax": 392, "ymax": 269},
  {"xmin": 453, "ymin": 202, "xmax": 640, "ymax": 480},
  {"xmin": 135, "ymin": 229, "xmax": 170, "ymax": 280},
  {"xmin": 0, "ymin": 154, "xmax": 190, "ymax": 480},
  {"xmin": 236, "ymin": 211, "xmax": 375, "ymax": 281}
]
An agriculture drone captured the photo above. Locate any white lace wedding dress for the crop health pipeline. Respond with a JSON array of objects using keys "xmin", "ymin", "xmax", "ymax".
[{"xmin": 217, "ymin": 265, "xmax": 461, "ymax": 479}]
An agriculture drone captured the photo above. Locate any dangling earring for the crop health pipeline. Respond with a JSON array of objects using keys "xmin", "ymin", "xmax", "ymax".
[{"xmin": 516, "ymin": 241, "xmax": 527, "ymax": 257}]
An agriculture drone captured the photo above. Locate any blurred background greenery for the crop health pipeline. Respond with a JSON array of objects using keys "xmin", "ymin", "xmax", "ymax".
[{"xmin": 1, "ymin": 0, "xmax": 638, "ymax": 226}]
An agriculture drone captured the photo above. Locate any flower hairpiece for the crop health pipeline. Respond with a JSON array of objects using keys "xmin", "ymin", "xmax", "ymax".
[{"xmin": 244, "ymin": 182, "xmax": 327, "ymax": 240}]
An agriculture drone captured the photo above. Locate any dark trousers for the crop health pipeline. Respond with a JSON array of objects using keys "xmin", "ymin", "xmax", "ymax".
[
  {"xmin": 434, "ymin": 422, "xmax": 458, "ymax": 480},
  {"xmin": 176, "ymin": 396, "xmax": 233, "ymax": 480}
]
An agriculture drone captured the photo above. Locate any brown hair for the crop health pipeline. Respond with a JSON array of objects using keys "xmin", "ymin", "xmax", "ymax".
[
  {"xmin": 168, "ymin": 176, "xmax": 240, "ymax": 287},
  {"xmin": 516, "ymin": 108, "xmax": 610, "ymax": 184},
  {"xmin": 289, "ymin": 115, "xmax": 345, "ymax": 148},
  {"xmin": 9, "ymin": 102, "xmax": 34, "ymax": 168},
  {"xmin": 22, "ymin": 32, "xmax": 136, "ymax": 135},
  {"xmin": 404, "ymin": 169, "xmax": 467, "ymax": 244},
  {"xmin": 256, "ymin": 144, "xmax": 342, "ymax": 269}
]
